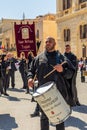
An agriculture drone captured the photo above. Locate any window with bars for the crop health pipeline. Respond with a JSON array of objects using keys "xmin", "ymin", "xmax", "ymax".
[
  {"xmin": 79, "ymin": 0, "xmax": 87, "ymax": 4},
  {"xmin": 64, "ymin": 29, "xmax": 71, "ymax": 42},
  {"xmin": 63, "ymin": 0, "xmax": 72, "ymax": 10},
  {"xmin": 80, "ymin": 24, "xmax": 87, "ymax": 39}
]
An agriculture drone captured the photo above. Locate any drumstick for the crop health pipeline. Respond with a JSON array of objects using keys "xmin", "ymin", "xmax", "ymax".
[
  {"xmin": 44, "ymin": 61, "xmax": 67, "ymax": 78},
  {"xmin": 44, "ymin": 68, "xmax": 56, "ymax": 78},
  {"xmin": 33, "ymin": 74, "xmax": 37, "ymax": 81}
]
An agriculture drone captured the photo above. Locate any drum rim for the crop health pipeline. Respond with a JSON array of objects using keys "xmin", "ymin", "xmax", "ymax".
[{"xmin": 33, "ymin": 81, "xmax": 55, "ymax": 97}]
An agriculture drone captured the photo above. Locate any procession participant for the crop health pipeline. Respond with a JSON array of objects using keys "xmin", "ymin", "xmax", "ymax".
[
  {"xmin": 25, "ymin": 51, "xmax": 34, "ymax": 94},
  {"xmin": 27, "ymin": 51, "xmax": 34, "ymax": 69},
  {"xmin": 0, "ymin": 55, "xmax": 3, "ymax": 96},
  {"xmin": 27, "ymin": 36, "xmax": 75, "ymax": 130},
  {"xmin": 19, "ymin": 52, "xmax": 28, "ymax": 89},
  {"xmin": 64, "ymin": 44, "xmax": 81, "ymax": 106},
  {"xmin": 1, "ymin": 54, "xmax": 9, "ymax": 96},
  {"xmin": 6, "ymin": 52, "xmax": 17, "ymax": 89}
]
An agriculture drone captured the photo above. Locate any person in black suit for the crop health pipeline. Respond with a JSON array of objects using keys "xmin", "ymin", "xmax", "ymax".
[
  {"xmin": 64, "ymin": 44, "xmax": 81, "ymax": 106},
  {"xmin": 0, "ymin": 54, "xmax": 10, "ymax": 96},
  {"xmin": 19, "ymin": 52, "xmax": 28, "ymax": 89},
  {"xmin": 0, "ymin": 55, "xmax": 4, "ymax": 96},
  {"xmin": 6, "ymin": 52, "xmax": 18, "ymax": 89},
  {"xmin": 1, "ymin": 54, "xmax": 10, "ymax": 96}
]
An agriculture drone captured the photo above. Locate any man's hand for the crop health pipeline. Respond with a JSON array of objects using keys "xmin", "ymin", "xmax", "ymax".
[
  {"xmin": 54, "ymin": 64, "xmax": 63, "ymax": 72},
  {"xmin": 28, "ymin": 78, "xmax": 34, "ymax": 88}
]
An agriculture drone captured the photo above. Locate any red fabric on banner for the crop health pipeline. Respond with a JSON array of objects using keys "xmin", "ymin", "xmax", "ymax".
[{"xmin": 14, "ymin": 22, "xmax": 37, "ymax": 58}]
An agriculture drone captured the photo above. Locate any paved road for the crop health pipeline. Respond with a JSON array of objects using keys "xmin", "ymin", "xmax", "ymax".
[{"xmin": 0, "ymin": 71, "xmax": 87, "ymax": 130}]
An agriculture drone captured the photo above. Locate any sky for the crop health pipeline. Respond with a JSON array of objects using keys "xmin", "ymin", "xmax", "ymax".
[{"xmin": 0, "ymin": 0, "xmax": 56, "ymax": 20}]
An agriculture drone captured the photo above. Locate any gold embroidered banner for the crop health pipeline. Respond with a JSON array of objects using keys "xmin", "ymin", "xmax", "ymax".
[{"xmin": 14, "ymin": 22, "xmax": 36, "ymax": 58}]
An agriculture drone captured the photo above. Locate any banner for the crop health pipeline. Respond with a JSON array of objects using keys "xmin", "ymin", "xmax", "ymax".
[{"xmin": 14, "ymin": 22, "xmax": 36, "ymax": 58}]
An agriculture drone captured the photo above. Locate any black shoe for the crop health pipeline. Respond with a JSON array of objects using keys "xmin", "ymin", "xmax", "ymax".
[
  {"xmin": 31, "ymin": 97, "xmax": 35, "ymax": 102},
  {"xmin": 76, "ymin": 101, "xmax": 81, "ymax": 106},
  {"xmin": 4, "ymin": 93, "xmax": 9, "ymax": 96},
  {"xmin": 25, "ymin": 91, "xmax": 29, "ymax": 94},
  {"xmin": 21, "ymin": 87, "xmax": 26, "ymax": 89},
  {"xmin": 30, "ymin": 112, "xmax": 40, "ymax": 117}
]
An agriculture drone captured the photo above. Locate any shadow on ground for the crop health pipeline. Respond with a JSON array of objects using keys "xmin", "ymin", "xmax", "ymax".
[
  {"xmin": 73, "ymin": 104, "xmax": 87, "ymax": 114},
  {"xmin": 1, "ymin": 93, "xmax": 31, "ymax": 102},
  {"xmin": 7, "ymin": 96, "xmax": 21, "ymax": 101},
  {"xmin": 0, "ymin": 114, "xmax": 18, "ymax": 130},
  {"xmin": 65, "ymin": 105, "xmax": 87, "ymax": 129},
  {"xmin": 65, "ymin": 116, "xmax": 87, "ymax": 130},
  {"xmin": 51, "ymin": 105, "xmax": 87, "ymax": 129},
  {"xmin": 8, "ymin": 88, "xmax": 25, "ymax": 93},
  {"xmin": 1, "ymin": 95, "xmax": 21, "ymax": 102}
]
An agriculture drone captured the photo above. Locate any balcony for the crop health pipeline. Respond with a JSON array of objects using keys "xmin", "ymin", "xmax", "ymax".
[
  {"xmin": 63, "ymin": 8, "xmax": 72, "ymax": 16},
  {"xmin": 79, "ymin": 2, "xmax": 87, "ymax": 9}
]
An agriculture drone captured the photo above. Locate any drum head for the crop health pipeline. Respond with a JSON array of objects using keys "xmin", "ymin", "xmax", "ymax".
[{"xmin": 33, "ymin": 81, "xmax": 54, "ymax": 97}]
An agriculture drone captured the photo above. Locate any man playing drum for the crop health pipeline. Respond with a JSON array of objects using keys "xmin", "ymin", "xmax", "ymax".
[{"xmin": 27, "ymin": 37, "xmax": 75, "ymax": 130}]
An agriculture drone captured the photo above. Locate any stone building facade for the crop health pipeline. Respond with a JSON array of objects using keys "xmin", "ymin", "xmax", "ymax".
[
  {"xmin": 56, "ymin": 0, "xmax": 87, "ymax": 58},
  {"xmin": 0, "ymin": 14, "xmax": 57, "ymax": 56},
  {"xmin": 35, "ymin": 14, "xmax": 57, "ymax": 54}
]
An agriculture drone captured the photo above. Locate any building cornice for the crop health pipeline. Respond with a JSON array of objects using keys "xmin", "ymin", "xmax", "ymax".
[{"xmin": 56, "ymin": 8, "xmax": 87, "ymax": 23}]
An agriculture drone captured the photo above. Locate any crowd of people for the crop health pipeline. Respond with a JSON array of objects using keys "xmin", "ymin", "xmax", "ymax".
[
  {"xmin": 0, "ymin": 51, "xmax": 34, "ymax": 96},
  {"xmin": 0, "ymin": 36, "xmax": 84, "ymax": 130},
  {"xmin": 0, "ymin": 52, "xmax": 18, "ymax": 96}
]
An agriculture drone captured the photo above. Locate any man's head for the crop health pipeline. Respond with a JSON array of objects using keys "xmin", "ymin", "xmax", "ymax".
[
  {"xmin": 65, "ymin": 44, "xmax": 71, "ymax": 53},
  {"xmin": 45, "ymin": 36, "xmax": 56, "ymax": 52},
  {"xmin": 6, "ymin": 52, "xmax": 12, "ymax": 59}
]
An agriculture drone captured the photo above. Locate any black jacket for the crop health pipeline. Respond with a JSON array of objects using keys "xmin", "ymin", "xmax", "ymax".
[
  {"xmin": 0, "ymin": 63, "xmax": 2, "ymax": 77},
  {"xmin": 64, "ymin": 52, "xmax": 78, "ymax": 70},
  {"xmin": 19, "ymin": 58, "xmax": 27, "ymax": 73},
  {"xmin": 7, "ymin": 57, "xmax": 18, "ymax": 71},
  {"xmin": 27, "ymin": 50, "xmax": 75, "ymax": 106},
  {"xmin": 64, "ymin": 52, "xmax": 78, "ymax": 104}
]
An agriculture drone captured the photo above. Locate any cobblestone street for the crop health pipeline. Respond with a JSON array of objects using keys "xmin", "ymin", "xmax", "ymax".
[{"xmin": 0, "ymin": 71, "xmax": 87, "ymax": 130}]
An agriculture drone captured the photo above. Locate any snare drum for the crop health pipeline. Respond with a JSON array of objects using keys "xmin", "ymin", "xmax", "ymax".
[
  {"xmin": 33, "ymin": 81, "xmax": 71, "ymax": 125},
  {"xmin": 29, "ymin": 80, "xmax": 38, "ymax": 95}
]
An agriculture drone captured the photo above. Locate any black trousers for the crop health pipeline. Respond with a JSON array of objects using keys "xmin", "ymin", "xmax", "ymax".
[
  {"xmin": 7, "ymin": 70, "xmax": 15, "ymax": 88},
  {"xmin": 81, "ymin": 71, "xmax": 85, "ymax": 82},
  {"xmin": 34, "ymin": 103, "xmax": 40, "ymax": 114},
  {"xmin": 0, "ymin": 77, "xmax": 3, "ymax": 94},
  {"xmin": 20, "ymin": 71, "xmax": 27, "ymax": 88},
  {"xmin": 40, "ymin": 111, "xmax": 65, "ymax": 130},
  {"xmin": 3, "ymin": 76, "xmax": 7, "ymax": 93}
]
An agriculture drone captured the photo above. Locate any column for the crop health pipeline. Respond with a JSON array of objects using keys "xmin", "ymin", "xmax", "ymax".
[
  {"xmin": 56, "ymin": 0, "xmax": 63, "ymax": 17},
  {"xmin": 72, "ymin": 0, "xmax": 79, "ymax": 12}
]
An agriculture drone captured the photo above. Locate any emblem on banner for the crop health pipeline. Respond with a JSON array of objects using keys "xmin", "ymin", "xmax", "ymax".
[
  {"xmin": 22, "ymin": 28, "xmax": 29, "ymax": 39},
  {"xmin": 14, "ymin": 22, "xmax": 36, "ymax": 57}
]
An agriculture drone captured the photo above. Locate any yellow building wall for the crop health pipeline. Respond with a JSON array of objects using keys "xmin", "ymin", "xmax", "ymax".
[
  {"xmin": 56, "ymin": 0, "xmax": 87, "ymax": 58},
  {"xmin": 37, "ymin": 20, "xmax": 58, "ymax": 54},
  {"xmin": 57, "ymin": 12, "xmax": 87, "ymax": 58}
]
